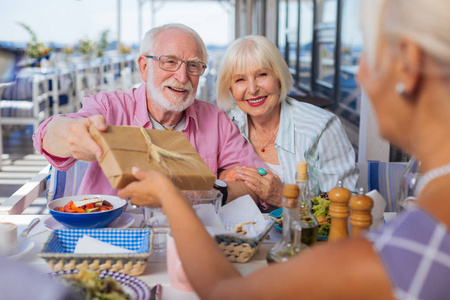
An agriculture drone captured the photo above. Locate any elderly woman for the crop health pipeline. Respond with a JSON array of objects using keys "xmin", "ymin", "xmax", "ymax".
[
  {"xmin": 119, "ymin": 0, "xmax": 450, "ymax": 298},
  {"xmin": 216, "ymin": 35, "xmax": 358, "ymax": 211}
]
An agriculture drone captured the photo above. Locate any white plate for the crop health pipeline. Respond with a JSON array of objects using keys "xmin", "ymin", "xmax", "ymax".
[
  {"xmin": 50, "ymin": 269, "xmax": 151, "ymax": 300},
  {"xmin": 8, "ymin": 237, "xmax": 35, "ymax": 259},
  {"xmin": 43, "ymin": 212, "xmax": 134, "ymax": 230}
]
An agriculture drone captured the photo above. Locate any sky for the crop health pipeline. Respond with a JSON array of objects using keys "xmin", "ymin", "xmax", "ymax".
[{"xmin": 0, "ymin": 0, "xmax": 233, "ymax": 47}]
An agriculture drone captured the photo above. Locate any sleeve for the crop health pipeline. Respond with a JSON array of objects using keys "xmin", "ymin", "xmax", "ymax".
[
  {"xmin": 32, "ymin": 93, "xmax": 109, "ymax": 171},
  {"xmin": 216, "ymin": 109, "xmax": 267, "ymax": 172},
  {"xmin": 313, "ymin": 115, "xmax": 359, "ymax": 194}
]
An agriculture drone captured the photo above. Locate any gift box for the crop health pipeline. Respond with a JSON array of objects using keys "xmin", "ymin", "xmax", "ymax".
[{"xmin": 89, "ymin": 125, "xmax": 216, "ymax": 190}]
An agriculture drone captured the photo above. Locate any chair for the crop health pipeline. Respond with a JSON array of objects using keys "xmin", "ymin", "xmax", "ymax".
[
  {"xmin": 0, "ymin": 160, "xmax": 89, "ymax": 215},
  {"xmin": 46, "ymin": 160, "xmax": 89, "ymax": 201},
  {"xmin": 356, "ymin": 160, "xmax": 407, "ymax": 212},
  {"xmin": 0, "ymin": 74, "xmax": 50, "ymax": 166}
]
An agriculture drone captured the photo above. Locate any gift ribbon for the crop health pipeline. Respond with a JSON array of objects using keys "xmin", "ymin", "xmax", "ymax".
[{"xmin": 135, "ymin": 117, "xmax": 209, "ymax": 184}]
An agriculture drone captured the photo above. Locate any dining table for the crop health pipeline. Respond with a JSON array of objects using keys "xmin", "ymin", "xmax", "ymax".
[
  {"xmin": 0, "ymin": 211, "xmax": 281, "ymax": 300},
  {"xmin": 1, "ymin": 209, "xmax": 398, "ymax": 299}
]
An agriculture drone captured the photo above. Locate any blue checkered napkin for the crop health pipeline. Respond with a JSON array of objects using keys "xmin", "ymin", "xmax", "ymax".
[{"xmin": 42, "ymin": 229, "xmax": 150, "ymax": 254}]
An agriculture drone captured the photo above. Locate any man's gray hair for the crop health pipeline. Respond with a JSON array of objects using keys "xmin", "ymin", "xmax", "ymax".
[{"xmin": 139, "ymin": 23, "xmax": 208, "ymax": 63}]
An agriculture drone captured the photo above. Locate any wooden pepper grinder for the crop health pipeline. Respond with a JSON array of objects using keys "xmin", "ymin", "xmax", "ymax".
[
  {"xmin": 349, "ymin": 188, "xmax": 374, "ymax": 236},
  {"xmin": 328, "ymin": 181, "xmax": 351, "ymax": 242}
]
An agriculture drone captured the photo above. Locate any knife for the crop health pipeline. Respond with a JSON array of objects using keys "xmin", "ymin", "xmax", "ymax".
[
  {"xmin": 20, "ymin": 218, "xmax": 40, "ymax": 238},
  {"xmin": 150, "ymin": 284, "xmax": 162, "ymax": 300}
]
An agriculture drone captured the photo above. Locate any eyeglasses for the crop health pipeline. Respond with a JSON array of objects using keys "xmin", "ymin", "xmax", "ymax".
[{"xmin": 147, "ymin": 55, "xmax": 207, "ymax": 76}]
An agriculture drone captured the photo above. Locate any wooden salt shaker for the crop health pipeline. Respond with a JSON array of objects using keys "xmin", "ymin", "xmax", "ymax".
[
  {"xmin": 328, "ymin": 181, "xmax": 351, "ymax": 242},
  {"xmin": 349, "ymin": 188, "xmax": 373, "ymax": 236}
]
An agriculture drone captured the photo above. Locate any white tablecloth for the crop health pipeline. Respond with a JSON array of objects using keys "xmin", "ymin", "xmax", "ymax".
[{"xmin": 0, "ymin": 213, "xmax": 279, "ymax": 300}]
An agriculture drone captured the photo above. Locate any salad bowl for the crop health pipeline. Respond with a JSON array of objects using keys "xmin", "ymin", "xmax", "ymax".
[{"xmin": 47, "ymin": 195, "xmax": 126, "ymax": 229}]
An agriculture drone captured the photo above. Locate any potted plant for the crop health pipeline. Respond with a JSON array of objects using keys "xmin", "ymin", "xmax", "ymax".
[{"xmin": 18, "ymin": 22, "xmax": 52, "ymax": 67}]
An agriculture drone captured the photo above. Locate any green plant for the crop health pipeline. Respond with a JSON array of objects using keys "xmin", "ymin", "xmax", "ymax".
[
  {"xmin": 63, "ymin": 46, "xmax": 74, "ymax": 55},
  {"xmin": 78, "ymin": 39, "xmax": 95, "ymax": 56},
  {"xmin": 96, "ymin": 29, "xmax": 110, "ymax": 57},
  {"xmin": 120, "ymin": 44, "xmax": 131, "ymax": 55},
  {"xmin": 18, "ymin": 22, "xmax": 52, "ymax": 59}
]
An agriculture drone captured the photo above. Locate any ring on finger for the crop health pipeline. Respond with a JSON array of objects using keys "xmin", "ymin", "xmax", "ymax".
[{"xmin": 258, "ymin": 168, "xmax": 267, "ymax": 176}]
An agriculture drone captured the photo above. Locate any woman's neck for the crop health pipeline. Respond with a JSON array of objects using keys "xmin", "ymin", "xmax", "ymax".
[{"xmin": 248, "ymin": 103, "xmax": 281, "ymax": 133}]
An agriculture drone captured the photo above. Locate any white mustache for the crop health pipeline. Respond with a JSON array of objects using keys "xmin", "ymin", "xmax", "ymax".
[{"xmin": 162, "ymin": 78, "xmax": 193, "ymax": 93}]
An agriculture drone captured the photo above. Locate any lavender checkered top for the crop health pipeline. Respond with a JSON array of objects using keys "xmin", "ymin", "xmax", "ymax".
[{"xmin": 366, "ymin": 207, "xmax": 450, "ymax": 300}]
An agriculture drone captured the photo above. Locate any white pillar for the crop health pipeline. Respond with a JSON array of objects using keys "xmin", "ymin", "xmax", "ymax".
[
  {"xmin": 117, "ymin": 0, "xmax": 122, "ymax": 52},
  {"xmin": 358, "ymin": 91, "xmax": 390, "ymax": 162},
  {"xmin": 246, "ymin": 0, "xmax": 253, "ymax": 35},
  {"xmin": 265, "ymin": 0, "xmax": 278, "ymax": 44},
  {"xmin": 138, "ymin": 0, "xmax": 143, "ymax": 43}
]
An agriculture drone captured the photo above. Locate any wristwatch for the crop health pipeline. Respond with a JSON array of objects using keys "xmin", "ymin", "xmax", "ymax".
[{"xmin": 213, "ymin": 179, "xmax": 228, "ymax": 206}]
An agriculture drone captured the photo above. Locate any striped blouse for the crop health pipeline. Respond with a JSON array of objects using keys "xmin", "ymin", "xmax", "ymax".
[{"xmin": 227, "ymin": 97, "xmax": 359, "ymax": 196}]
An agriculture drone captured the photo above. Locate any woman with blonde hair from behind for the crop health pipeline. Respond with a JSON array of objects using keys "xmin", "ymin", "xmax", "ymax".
[{"xmin": 119, "ymin": 0, "xmax": 450, "ymax": 298}]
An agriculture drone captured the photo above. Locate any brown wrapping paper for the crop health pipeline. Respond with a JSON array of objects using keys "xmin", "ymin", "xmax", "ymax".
[{"xmin": 89, "ymin": 125, "xmax": 216, "ymax": 190}]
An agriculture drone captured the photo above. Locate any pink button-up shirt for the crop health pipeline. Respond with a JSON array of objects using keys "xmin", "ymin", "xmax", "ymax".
[{"xmin": 33, "ymin": 83, "xmax": 266, "ymax": 196}]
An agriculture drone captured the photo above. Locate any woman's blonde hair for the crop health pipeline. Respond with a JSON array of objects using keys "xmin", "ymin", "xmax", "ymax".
[
  {"xmin": 216, "ymin": 35, "xmax": 293, "ymax": 110},
  {"xmin": 360, "ymin": 0, "xmax": 450, "ymax": 71}
]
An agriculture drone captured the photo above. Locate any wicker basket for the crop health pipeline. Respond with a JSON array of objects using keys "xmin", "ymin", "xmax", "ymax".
[
  {"xmin": 39, "ymin": 228, "xmax": 153, "ymax": 276},
  {"xmin": 215, "ymin": 220, "xmax": 275, "ymax": 263}
]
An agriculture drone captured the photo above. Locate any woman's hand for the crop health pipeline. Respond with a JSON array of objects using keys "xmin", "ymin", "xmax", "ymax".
[
  {"xmin": 230, "ymin": 166, "xmax": 283, "ymax": 207},
  {"xmin": 118, "ymin": 167, "xmax": 181, "ymax": 208}
]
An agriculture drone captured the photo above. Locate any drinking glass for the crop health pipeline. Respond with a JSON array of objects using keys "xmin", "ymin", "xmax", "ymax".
[
  {"xmin": 142, "ymin": 207, "xmax": 170, "ymax": 252},
  {"xmin": 184, "ymin": 190, "xmax": 222, "ymax": 213},
  {"xmin": 397, "ymin": 157, "xmax": 421, "ymax": 212}
]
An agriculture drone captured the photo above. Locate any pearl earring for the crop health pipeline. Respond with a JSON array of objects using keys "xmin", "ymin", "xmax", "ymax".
[{"xmin": 395, "ymin": 82, "xmax": 406, "ymax": 96}]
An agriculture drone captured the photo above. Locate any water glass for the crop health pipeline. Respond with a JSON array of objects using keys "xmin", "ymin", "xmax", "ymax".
[
  {"xmin": 184, "ymin": 190, "xmax": 222, "ymax": 213},
  {"xmin": 142, "ymin": 207, "xmax": 170, "ymax": 252},
  {"xmin": 397, "ymin": 157, "xmax": 421, "ymax": 212}
]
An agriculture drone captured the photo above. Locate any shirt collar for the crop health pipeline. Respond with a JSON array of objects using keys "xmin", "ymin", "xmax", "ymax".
[
  {"xmin": 183, "ymin": 100, "xmax": 199, "ymax": 131},
  {"xmin": 228, "ymin": 99, "xmax": 295, "ymax": 152},
  {"xmin": 133, "ymin": 83, "xmax": 153, "ymax": 128},
  {"xmin": 277, "ymin": 97, "xmax": 296, "ymax": 154},
  {"xmin": 228, "ymin": 106, "xmax": 249, "ymax": 142}
]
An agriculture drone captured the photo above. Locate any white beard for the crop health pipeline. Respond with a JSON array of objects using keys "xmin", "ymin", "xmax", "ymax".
[{"xmin": 147, "ymin": 68, "xmax": 196, "ymax": 112}]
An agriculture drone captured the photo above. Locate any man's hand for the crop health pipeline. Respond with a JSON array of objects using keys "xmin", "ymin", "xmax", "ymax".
[{"xmin": 42, "ymin": 115, "xmax": 108, "ymax": 161}]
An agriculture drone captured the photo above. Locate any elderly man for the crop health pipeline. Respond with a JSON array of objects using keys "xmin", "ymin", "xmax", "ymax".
[{"xmin": 33, "ymin": 23, "xmax": 265, "ymax": 202}]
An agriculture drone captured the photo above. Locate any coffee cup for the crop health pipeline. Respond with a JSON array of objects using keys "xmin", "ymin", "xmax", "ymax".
[
  {"xmin": 166, "ymin": 233, "xmax": 193, "ymax": 291},
  {"xmin": 0, "ymin": 222, "xmax": 18, "ymax": 256}
]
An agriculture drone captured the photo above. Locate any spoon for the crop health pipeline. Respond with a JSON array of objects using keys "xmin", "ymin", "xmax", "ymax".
[{"xmin": 20, "ymin": 218, "xmax": 40, "ymax": 238}]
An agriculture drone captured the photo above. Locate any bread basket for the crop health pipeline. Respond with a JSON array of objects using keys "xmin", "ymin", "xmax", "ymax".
[
  {"xmin": 39, "ymin": 228, "xmax": 153, "ymax": 276},
  {"xmin": 214, "ymin": 220, "xmax": 275, "ymax": 263}
]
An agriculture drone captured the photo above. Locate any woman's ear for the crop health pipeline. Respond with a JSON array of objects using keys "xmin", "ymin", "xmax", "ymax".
[
  {"xmin": 396, "ymin": 38, "xmax": 423, "ymax": 98},
  {"xmin": 138, "ymin": 55, "xmax": 149, "ymax": 83}
]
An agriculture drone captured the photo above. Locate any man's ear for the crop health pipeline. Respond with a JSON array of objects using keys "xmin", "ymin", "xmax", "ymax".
[
  {"xmin": 138, "ymin": 55, "xmax": 149, "ymax": 83},
  {"xmin": 397, "ymin": 37, "xmax": 423, "ymax": 97}
]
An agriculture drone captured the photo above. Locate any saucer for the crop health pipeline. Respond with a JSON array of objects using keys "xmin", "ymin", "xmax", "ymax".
[
  {"xmin": 8, "ymin": 237, "xmax": 35, "ymax": 259},
  {"xmin": 43, "ymin": 212, "xmax": 135, "ymax": 230}
]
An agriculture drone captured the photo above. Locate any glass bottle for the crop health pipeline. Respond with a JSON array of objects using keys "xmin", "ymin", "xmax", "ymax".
[
  {"xmin": 296, "ymin": 162, "xmax": 319, "ymax": 246},
  {"xmin": 397, "ymin": 157, "xmax": 421, "ymax": 212},
  {"xmin": 267, "ymin": 184, "xmax": 303, "ymax": 263}
]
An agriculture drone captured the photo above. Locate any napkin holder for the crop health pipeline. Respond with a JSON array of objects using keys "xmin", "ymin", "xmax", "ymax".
[
  {"xmin": 89, "ymin": 125, "xmax": 216, "ymax": 190},
  {"xmin": 214, "ymin": 220, "xmax": 275, "ymax": 263},
  {"xmin": 39, "ymin": 228, "xmax": 153, "ymax": 276}
]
